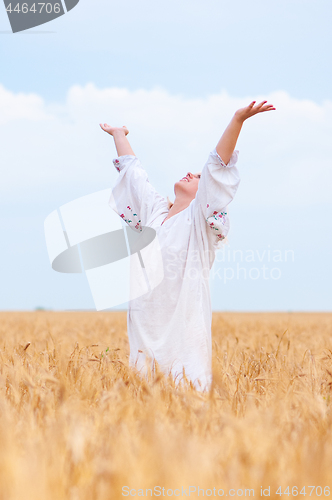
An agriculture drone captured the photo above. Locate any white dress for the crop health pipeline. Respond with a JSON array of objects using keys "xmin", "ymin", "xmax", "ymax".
[{"xmin": 109, "ymin": 148, "xmax": 241, "ymax": 390}]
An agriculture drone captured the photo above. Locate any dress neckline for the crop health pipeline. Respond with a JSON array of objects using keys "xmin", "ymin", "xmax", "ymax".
[
  {"xmin": 161, "ymin": 200, "xmax": 194, "ymax": 226},
  {"xmin": 161, "ymin": 211, "xmax": 181, "ymax": 226},
  {"xmin": 161, "ymin": 215, "xmax": 171, "ymax": 226}
]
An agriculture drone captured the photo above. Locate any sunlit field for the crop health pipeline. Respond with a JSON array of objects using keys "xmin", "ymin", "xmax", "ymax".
[{"xmin": 0, "ymin": 311, "xmax": 332, "ymax": 500}]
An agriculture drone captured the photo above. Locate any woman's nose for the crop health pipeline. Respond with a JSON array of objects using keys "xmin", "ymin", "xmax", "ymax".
[{"xmin": 187, "ymin": 172, "xmax": 193, "ymax": 178}]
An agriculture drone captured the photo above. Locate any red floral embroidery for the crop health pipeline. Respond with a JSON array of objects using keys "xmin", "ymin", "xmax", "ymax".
[
  {"xmin": 205, "ymin": 210, "xmax": 228, "ymax": 243},
  {"xmin": 120, "ymin": 206, "xmax": 142, "ymax": 232},
  {"xmin": 113, "ymin": 159, "xmax": 121, "ymax": 172}
]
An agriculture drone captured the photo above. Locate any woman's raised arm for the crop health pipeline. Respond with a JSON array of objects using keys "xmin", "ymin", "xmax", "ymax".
[
  {"xmin": 100, "ymin": 123, "xmax": 168, "ymax": 232},
  {"xmin": 216, "ymin": 101, "xmax": 276, "ymax": 165}
]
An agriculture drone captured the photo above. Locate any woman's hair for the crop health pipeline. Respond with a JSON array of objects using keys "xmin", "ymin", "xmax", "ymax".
[{"xmin": 167, "ymin": 196, "xmax": 174, "ymax": 210}]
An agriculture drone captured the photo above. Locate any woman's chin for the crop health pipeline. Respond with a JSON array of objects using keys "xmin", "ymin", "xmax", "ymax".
[{"xmin": 174, "ymin": 180, "xmax": 188, "ymax": 192}]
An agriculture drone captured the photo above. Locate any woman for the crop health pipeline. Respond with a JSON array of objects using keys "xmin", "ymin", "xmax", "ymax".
[{"xmin": 100, "ymin": 100, "xmax": 275, "ymax": 390}]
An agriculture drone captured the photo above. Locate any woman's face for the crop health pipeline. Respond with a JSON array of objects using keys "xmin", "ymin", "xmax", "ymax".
[{"xmin": 174, "ymin": 172, "xmax": 201, "ymax": 198}]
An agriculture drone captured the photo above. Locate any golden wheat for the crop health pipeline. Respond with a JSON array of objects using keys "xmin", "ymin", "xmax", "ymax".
[{"xmin": 0, "ymin": 311, "xmax": 331, "ymax": 499}]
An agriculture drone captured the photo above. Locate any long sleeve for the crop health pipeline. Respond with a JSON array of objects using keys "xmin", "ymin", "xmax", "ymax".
[
  {"xmin": 109, "ymin": 155, "xmax": 168, "ymax": 232},
  {"xmin": 193, "ymin": 148, "xmax": 241, "ymax": 249}
]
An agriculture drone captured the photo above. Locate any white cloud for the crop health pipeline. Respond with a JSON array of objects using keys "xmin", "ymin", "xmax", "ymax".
[{"xmin": 0, "ymin": 83, "xmax": 331, "ymax": 207}]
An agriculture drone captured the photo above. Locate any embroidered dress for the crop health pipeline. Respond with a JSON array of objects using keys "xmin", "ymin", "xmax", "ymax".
[{"xmin": 109, "ymin": 148, "xmax": 240, "ymax": 390}]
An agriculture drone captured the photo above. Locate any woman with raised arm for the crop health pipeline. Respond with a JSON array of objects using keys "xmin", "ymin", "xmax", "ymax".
[{"xmin": 100, "ymin": 100, "xmax": 275, "ymax": 391}]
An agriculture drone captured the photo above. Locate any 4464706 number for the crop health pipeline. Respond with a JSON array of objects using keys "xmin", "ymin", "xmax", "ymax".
[
  {"xmin": 5, "ymin": 3, "xmax": 61, "ymax": 14},
  {"xmin": 276, "ymin": 486, "xmax": 330, "ymax": 496}
]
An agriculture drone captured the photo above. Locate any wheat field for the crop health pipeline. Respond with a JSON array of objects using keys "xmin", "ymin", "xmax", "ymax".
[{"xmin": 0, "ymin": 311, "xmax": 332, "ymax": 499}]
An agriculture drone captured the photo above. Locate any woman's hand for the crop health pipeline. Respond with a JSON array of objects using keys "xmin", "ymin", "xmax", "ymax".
[
  {"xmin": 234, "ymin": 101, "xmax": 276, "ymax": 122},
  {"xmin": 215, "ymin": 100, "xmax": 275, "ymax": 164},
  {"xmin": 100, "ymin": 124, "xmax": 135, "ymax": 156},
  {"xmin": 99, "ymin": 124, "xmax": 129, "ymax": 136}
]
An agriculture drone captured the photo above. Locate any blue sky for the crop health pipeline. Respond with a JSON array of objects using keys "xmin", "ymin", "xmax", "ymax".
[
  {"xmin": 0, "ymin": 0, "xmax": 331, "ymax": 311},
  {"xmin": 2, "ymin": 0, "xmax": 332, "ymax": 103}
]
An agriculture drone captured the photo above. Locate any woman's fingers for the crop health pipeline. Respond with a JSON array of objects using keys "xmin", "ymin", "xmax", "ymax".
[
  {"xmin": 99, "ymin": 124, "xmax": 130, "ymax": 136},
  {"xmin": 235, "ymin": 100, "xmax": 276, "ymax": 121},
  {"xmin": 254, "ymin": 100, "xmax": 268, "ymax": 110},
  {"xmin": 261, "ymin": 104, "xmax": 276, "ymax": 111},
  {"xmin": 254, "ymin": 102, "xmax": 276, "ymax": 113},
  {"xmin": 247, "ymin": 100, "xmax": 275, "ymax": 114}
]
